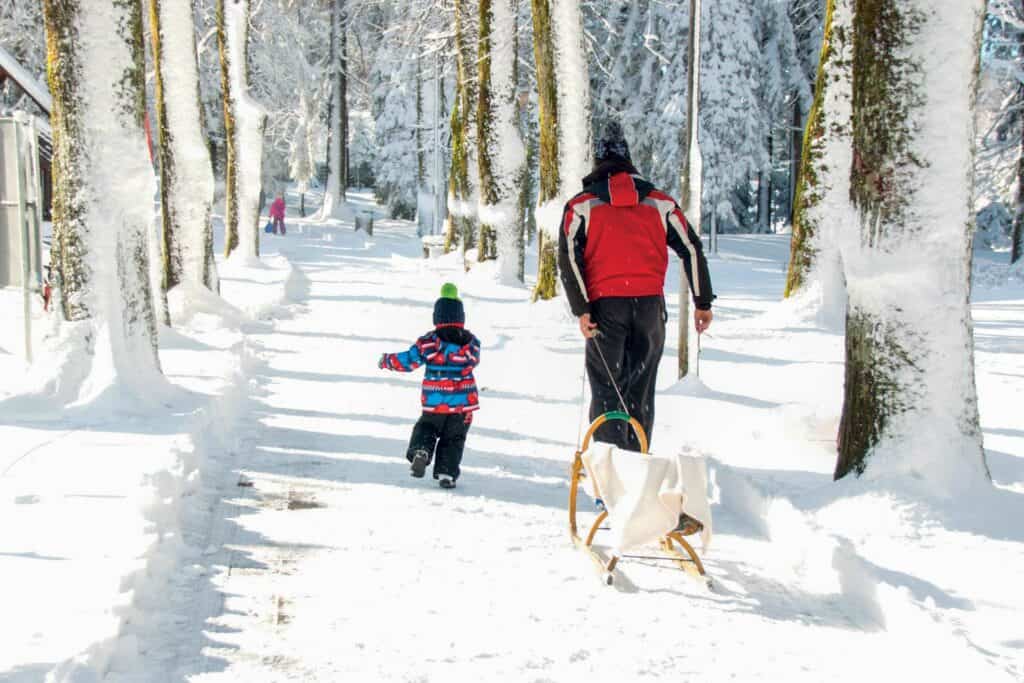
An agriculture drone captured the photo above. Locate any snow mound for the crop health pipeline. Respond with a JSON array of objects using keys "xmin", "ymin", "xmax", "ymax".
[{"xmin": 167, "ymin": 281, "xmax": 248, "ymax": 330}]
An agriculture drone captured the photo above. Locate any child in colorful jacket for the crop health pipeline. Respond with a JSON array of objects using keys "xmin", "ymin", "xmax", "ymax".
[{"xmin": 378, "ymin": 283, "xmax": 481, "ymax": 489}]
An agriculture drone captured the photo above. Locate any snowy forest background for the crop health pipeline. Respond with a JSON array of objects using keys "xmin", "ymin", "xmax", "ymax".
[{"xmin": 3, "ymin": 1, "xmax": 1022, "ymax": 252}]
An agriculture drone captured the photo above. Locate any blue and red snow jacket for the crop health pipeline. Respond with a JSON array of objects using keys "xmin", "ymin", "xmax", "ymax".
[{"xmin": 379, "ymin": 327, "xmax": 481, "ymax": 414}]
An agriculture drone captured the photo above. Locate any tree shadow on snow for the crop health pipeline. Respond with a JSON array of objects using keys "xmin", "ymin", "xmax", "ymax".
[{"xmin": 248, "ymin": 423, "xmax": 569, "ymax": 511}]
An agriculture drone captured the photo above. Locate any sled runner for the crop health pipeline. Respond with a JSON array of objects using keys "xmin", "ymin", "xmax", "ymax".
[{"xmin": 568, "ymin": 411, "xmax": 708, "ymax": 586}]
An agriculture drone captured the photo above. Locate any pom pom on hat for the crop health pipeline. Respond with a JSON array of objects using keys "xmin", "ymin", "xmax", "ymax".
[{"xmin": 440, "ymin": 282, "xmax": 460, "ymax": 300}]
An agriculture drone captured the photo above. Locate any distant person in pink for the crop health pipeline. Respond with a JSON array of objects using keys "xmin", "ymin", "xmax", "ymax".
[{"xmin": 269, "ymin": 194, "xmax": 286, "ymax": 235}]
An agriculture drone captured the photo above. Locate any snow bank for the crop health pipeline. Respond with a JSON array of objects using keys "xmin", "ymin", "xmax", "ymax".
[{"xmin": 0, "ymin": 247, "xmax": 295, "ymax": 680}]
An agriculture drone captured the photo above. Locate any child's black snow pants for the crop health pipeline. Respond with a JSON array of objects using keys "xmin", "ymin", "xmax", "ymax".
[
  {"xmin": 586, "ymin": 296, "xmax": 666, "ymax": 452},
  {"xmin": 406, "ymin": 412, "xmax": 473, "ymax": 480}
]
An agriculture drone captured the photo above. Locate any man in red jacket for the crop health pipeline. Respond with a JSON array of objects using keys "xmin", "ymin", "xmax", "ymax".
[{"xmin": 558, "ymin": 121, "xmax": 714, "ymax": 452}]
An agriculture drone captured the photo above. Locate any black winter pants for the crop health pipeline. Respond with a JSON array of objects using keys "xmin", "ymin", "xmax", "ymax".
[
  {"xmin": 587, "ymin": 296, "xmax": 666, "ymax": 452},
  {"xmin": 406, "ymin": 412, "xmax": 473, "ymax": 480}
]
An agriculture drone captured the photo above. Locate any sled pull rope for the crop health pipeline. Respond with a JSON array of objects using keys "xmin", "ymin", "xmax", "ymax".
[{"xmin": 590, "ymin": 331, "xmax": 630, "ymax": 417}]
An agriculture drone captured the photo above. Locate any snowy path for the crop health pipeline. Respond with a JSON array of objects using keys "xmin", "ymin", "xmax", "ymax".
[{"xmin": 99, "ymin": 213, "xmax": 1020, "ymax": 682}]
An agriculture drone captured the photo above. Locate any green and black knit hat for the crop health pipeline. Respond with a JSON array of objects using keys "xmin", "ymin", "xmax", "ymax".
[{"xmin": 433, "ymin": 283, "xmax": 465, "ymax": 328}]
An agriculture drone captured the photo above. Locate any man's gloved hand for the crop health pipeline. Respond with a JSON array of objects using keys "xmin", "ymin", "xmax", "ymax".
[
  {"xmin": 378, "ymin": 353, "xmax": 388, "ymax": 369},
  {"xmin": 694, "ymin": 308, "xmax": 713, "ymax": 334}
]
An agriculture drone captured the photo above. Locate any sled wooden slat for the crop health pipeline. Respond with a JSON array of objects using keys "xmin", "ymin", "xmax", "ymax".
[{"xmin": 568, "ymin": 412, "xmax": 707, "ymax": 586}]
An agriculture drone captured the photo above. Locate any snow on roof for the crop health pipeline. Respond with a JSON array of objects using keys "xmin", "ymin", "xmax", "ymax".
[{"xmin": 0, "ymin": 43, "xmax": 52, "ymax": 115}]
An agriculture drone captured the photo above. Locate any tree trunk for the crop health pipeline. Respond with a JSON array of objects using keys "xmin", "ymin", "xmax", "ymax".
[
  {"xmin": 788, "ymin": 95, "xmax": 802, "ymax": 224},
  {"xmin": 477, "ymin": 0, "xmax": 497, "ymax": 262},
  {"xmin": 447, "ymin": 0, "xmax": 478, "ymax": 259},
  {"xmin": 1013, "ymin": 92, "xmax": 1024, "ymax": 263},
  {"xmin": 530, "ymin": 0, "xmax": 558, "ymax": 300},
  {"xmin": 150, "ymin": 0, "xmax": 218, "ymax": 306},
  {"xmin": 321, "ymin": 0, "xmax": 348, "ymax": 219},
  {"xmin": 43, "ymin": 0, "xmax": 163, "ymax": 394},
  {"xmin": 216, "ymin": 0, "xmax": 238, "ymax": 257},
  {"xmin": 219, "ymin": 0, "xmax": 266, "ymax": 260},
  {"xmin": 784, "ymin": 0, "xmax": 850, "ymax": 300},
  {"xmin": 530, "ymin": 0, "xmax": 590, "ymax": 300},
  {"xmin": 757, "ymin": 132, "xmax": 773, "ymax": 232},
  {"xmin": 678, "ymin": 0, "xmax": 703, "ymax": 379},
  {"xmin": 835, "ymin": 0, "xmax": 987, "ymax": 486},
  {"xmin": 478, "ymin": 0, "xmax": 525, "ymax": 277},
  {"xmin": 515, "ymin": 0, "xmax": 533, "ymax": 282}
]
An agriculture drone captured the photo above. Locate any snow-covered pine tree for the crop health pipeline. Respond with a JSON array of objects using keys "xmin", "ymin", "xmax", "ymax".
[
  {"xmin": 834, "ymin": 0, "xmax": 987, "ymax": 485},
  {"xmin": 447, "ymin": 0, "xmax": 480, "ymax": 258},
  {"xmin": 321, "ymin": 0, "xmax": 350, "ymax": 220},
  {"xmin": 753, "ymin": 0, "xmax": 803, "ymax": 233},
  {"xmin": 530, "ymin": 0, "xmax": 591, "ymax": 300},
  {"xmin": 478, "ymin": 0, "xmax": 526, "ymax": 278},
  {"xmin": 784, "ymin": 0, "xmax": 851, "ymax": 303},
  {"xmin": 43, "ymin": 0, "xmax": 163, "ymax": 396},
  {"xmin": 371, "ymin": 17, "xmax": 418, "ymax": 219},
  {"xmin": 699, "ymin": 0, "xmax": 766, "ymax": 231},
  {"xmin": 218, "ymin": 0, "xmax": 266, "ymax": 261},
  {"xmin": 786, "ymin": 0, "xmax": 826, "ymax": 220},
  {"xmin": 150, "ymin": 0, "xmax": 219, "ymax": 302},
  {"xmin": 0, "ymin": 1, "xmax": 45, "ymax": 112}
]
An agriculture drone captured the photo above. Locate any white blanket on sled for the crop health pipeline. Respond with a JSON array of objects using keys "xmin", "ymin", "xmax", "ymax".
[{"xmin": 581, "ymin": 443, "xmax": 712, "ymax": 554}]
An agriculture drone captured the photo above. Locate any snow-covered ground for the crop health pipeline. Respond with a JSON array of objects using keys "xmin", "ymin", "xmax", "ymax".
[{"xmin": 2, "ymin": 192, "xmax": 1022, "ymax": 681}]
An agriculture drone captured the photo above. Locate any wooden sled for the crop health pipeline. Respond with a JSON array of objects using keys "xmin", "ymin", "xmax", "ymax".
[{"xmin": 569, "ymin": 411, "xmax": 708, "ymax": 586}]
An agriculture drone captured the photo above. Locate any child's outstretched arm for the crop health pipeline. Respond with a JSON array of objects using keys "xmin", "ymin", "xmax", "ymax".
[
  {"xmin": 378, "ymin": 342, "xmax": 424, "ymax": 372},
  {"xmin": 379, "ymin": 335, "xmax": 444, "ymax": 372}
]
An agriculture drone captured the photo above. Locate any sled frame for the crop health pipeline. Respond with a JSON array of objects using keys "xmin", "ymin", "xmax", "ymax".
[{"xmin": 569, "ymin": 412, "xmax": 706, "ymax": 585}]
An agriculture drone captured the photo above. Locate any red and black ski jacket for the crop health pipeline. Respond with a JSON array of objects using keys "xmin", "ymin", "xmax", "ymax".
[{"xmin": 557, "ymin": 160, "xmax": 714, "ymax": 317}]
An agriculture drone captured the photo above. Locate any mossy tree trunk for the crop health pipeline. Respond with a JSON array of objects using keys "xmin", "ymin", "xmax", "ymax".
[
  {"xmin": 150, "ymin": 0, "xmax": 218, "ymax": 307},
  {"xmin": 216, "ymin": 0, "xmax": 238, "ymax": 257},
  {"xmin": 219, "ymin": 0, "xmax": 265, "ymax": 258},
  {"xmin": 44, "ymin": 0, "xmax": 89, "ymax": 323},
  {"xmin": 43, "ymin": 0, "xmax": 162, "ymax": 382},
  {"xmin": 835, "ymin": 0, "xmax": 987, "ymax": 484},
  {"xmin": 477, "ymin": 0, "xmax": 497, "ymax": 261},
  {"xmin": 530, "ymin": 0, "xmax": 559, "ymax": 300},
  {"xmin": 784, "ymin": 0, "xmax": 851, "ymax": 299},
  {"xmin": 447, "ymin": 0, "xmax": 478, "ymax": 259}
]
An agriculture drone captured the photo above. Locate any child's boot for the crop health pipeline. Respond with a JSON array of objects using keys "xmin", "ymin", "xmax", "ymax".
[{"xmin": 410, "ymin": 449, "xmax": 430, "ymax": 478}]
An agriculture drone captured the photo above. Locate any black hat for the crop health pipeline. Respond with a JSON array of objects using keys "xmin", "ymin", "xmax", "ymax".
[
  {"xmin": 433, "ymin": 282, "xmax": 465, "ymax": 328},
  {"xmin": 594, "ymin": 120, "xmax": 632, "ymax": 164}
]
